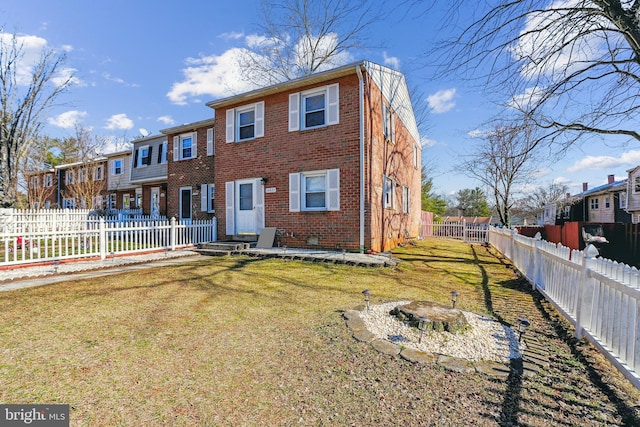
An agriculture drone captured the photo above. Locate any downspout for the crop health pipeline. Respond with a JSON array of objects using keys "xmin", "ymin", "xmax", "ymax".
[{"xmin": 356, "ymin": 64, "xmax": 365, "ymax": 253}]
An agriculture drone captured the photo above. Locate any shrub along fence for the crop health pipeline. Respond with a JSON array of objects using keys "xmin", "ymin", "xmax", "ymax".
[
  {"xmin": 490, "ymin": 226, "xmax": 640, "ymax": 389},
  {"xmin": 0, "ymin": 216, "xmax": 216, "ymax": 266}
]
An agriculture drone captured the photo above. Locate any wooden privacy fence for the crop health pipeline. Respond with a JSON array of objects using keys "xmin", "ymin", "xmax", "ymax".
[
  {"xmin": 490, "ymin": 226, "xmax": 640, "ymax": 389},
  {"xmin": 1, "ymin": 217, "xmax": 217, "ymax": 266}
]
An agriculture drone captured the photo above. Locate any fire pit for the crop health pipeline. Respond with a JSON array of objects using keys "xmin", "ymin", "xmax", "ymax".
[{"xmin": 390, "ymin": 301, "xmax": 470, "ymax": 333}]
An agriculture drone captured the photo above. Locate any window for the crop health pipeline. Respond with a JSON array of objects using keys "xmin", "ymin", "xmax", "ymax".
[
  {"xmin": 289, "ymin": 84, "xmax": 339, "ymax": 132},
  {"xmin": 383, "ymin": 102, "xmax": 394, "ymax": 142},
  {"xmin": 44, "ymin": 174, "xmax": 53, "ymax": 188},
  {"xmin": 413, "ymin": 144, "xmax": 419, "ymax": 169},
  {"xmin": 383, "ymin": 176, "xmax": 395, "ymax": 209},
  {"xmin": 65, "ymin": 170, "xmax": 75, "ymax": 184},
  {"xmin": 63, "ymin": 198, "xmax": 76, "ymax": 209},
  {"xmin": 109, "ymin": 194, "xmax": 116, "ymax": 210},
  {"xmin": 590, "ymin": 198, "xmax": 599, "ymax": 210},
  {"xmin": 77, "ymin": 168, "xmax": 86, "ymax": 183},
  {"xmin": 620, "ymin": 192, "xmax": 627, "ymax": 209},
  {"xmin": 137, "ymin": 145, "xmax": 150, "ymax": 167},
  {"xmin": 289, "ymin": 169, "xmax": 340, "ymax": 212},
  {"xmin": 159, "ymin": 141, "xmax": 168, "ymax": 164},
  {"xmin": 201, "ymin": 183, "xmax": 215, "ymax": 212},
  {"xmin": 402, "ymin": 186, "xmax": 410, "ymax": 214},
  {"xmin": 226, "ymin": 102, "xmax": 264, "ymax": 143},
  {"xmin": 206, "ymin": 128, "xmax": 214, "ymax": 156},
  {"xmin": 604, "ymin": 196, "xmax": 611, "ymax": 209},
  {"xmin": 635, "ymin": 176, "xmax": 640, "ymax": 192},
  {"xmin": 112, "ymin": 159, "xmax": 123, "ymax": 176},
  {"xmin": 94, "ymin": 165, "xmax": 104, "ymax": 181},
  {"xmin": 173, "ymin": 132, "xmax": 198, "ymax": 160},
  {"xmin": 135, "ymin": 189, "xmax": 142, "ymax": 208},
  {"xmin": 29, "ymin": 176, "xmax": 39, "ymax": 188}
]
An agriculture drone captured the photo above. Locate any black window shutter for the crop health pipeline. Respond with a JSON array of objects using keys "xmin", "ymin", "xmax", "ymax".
[
  {"xmin": 147, "ymin": 146, "xmax": 153, "ymax": 165},
  {"xmin": 157, "ymin": 145, "xmax": 162, "ymax": 163},
  {"xmin": 133, "ymin": 150, "xmax": 139, "ymax": 168}
]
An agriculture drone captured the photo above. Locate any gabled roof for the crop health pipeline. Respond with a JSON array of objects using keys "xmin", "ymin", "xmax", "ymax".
[
  {"xmin": 205, "ymin": 60, "xmax": 420, "ymax": 145},
  {"xmin": 575, "ymin": 179, "xmax": 627, "ymax": 198},
  {"xmin": 160, "ymin": 117, "xmax": 216, "ymax": 135}
]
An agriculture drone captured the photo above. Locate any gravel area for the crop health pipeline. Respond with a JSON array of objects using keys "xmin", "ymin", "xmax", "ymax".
[
  {"xmin": 0, "ymin": 250, "xmax": 199, "ymax": 283},
  {"xmin": 360, "ymin": 301, "xmax": 523, "ymax": 362}
]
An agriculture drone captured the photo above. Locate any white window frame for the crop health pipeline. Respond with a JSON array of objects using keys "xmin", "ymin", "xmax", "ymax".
[
  {"xmin": 413, "ymin": 144, "xmax": 419, "ymax": 169},
  {"xmin": 402, "ymin": 185, "xmax": 410, "ymax": 214},
  {"xmin": 620, "ymin": 192, "xmax": 627, "ymax": 209},
  {"xmin": 207, "ymin": 128, "xmax": 214, "ymax": 156},
  {"xmin": 112, "ymin": 159, "xmax": 123, "ymax": 176},
  {"xmin": 201, "ymin": 183, "xmax": 215, "ymax": 212},
  {"xmin": 109, "ymin": 193, "xmax": 117, "ymax": 210},
  {"xmin": 604, "ymin": 196, "xmax": 611, "ymax": 209},
  {"xmin": 65, "ymin": 170, "xmax": 75, "ymax": 185},
  {"xmin": 137, "ymin": 145, "xmax": 150, "ymax": 167},
  {"xmin": 77, "ymin": 168, "xmax": 86, "ymax": 183},
  {"xmin": 173, "ymin": 132, "xmax": 198, "ymax": 161},
  {"xmin": 160, "ymin": 141, "xmax": 168, "ymax": 164},
  {"xmin": 94, "ymin": 165, "xmax": 104, "ymax": 181},
  {"xmin": 44, "ymin": 174, "xmax": 53, "ymax": 188},
  {"xmin": 382, "ymin": 102, "xmax": 395, "ymax": 143},
  {"xmin": 289, "ymin": 169, "xmax": 340, "ymax": 212},
  {"xmin": 590, "ymin": 198, "xmax": 599, "ymax": 210},
  {"xmin": 289, "ymin": 84, "xmax": 339, "ymax": 132},
  {"xmin": 226, "ymin": 102, "xmax": 264, "ymax": 143},
  {"xmin": 30, "ymin": 176, "xmax": 39, "ymax": 189},
  {"xmin": 383, "ymin": 176, "xmax": 396, "ymax": 209},
  {"xmin": 635, "ymin": 176, "xmax": 640, "ymax": 193}
]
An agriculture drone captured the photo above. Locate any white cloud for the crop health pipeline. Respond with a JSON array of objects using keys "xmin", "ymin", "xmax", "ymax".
[
  {"xmin": 157, "ymin": 115, "xmax": 175, "ymax": 125},
  {"xmin": 427, "ymin": 88, "xmax": 457, "ymax": 113},
  {"xmin": 219, "ymin": 31, "xmax": 245, "ymax": 41},
  {"xmin": 48, "ymin": 110, "xmax": 87, "ymax": 128},
  {"xmin": 61, "ymin": 44, "xmax": 73, "ymax": 52},
  {"xmin": 0, "ymin": 33, "xmax": 48, "ymax": 85},
  {"xmin": 167, "ymin": 48, "xmax": 258, "ymax": 105},
  {"xmin": 420, "ymin": 136, "xmax": 437, "ymax": 147},
  {"xmin": 105, "ymin": 113, "xmax": 134, "ymax": 130},
  {"xmin": 294, "ymin": 33, "xmax": 352, "ymax": 73},
  {"xmin": 467, "ymin": 129, "xmax": 485, "ymax": 138},
  {"xmin": 567, "ymin": 150, "xmax": 640, "ymax": 173},
  {"xmin": 52, "ymin": 67, "xmax": 85, "ymax": 88},
  {"xmin": 383, "ymin": 52, "xmax": 400, "ymax": 70},
  {"xmin": 509, "ymin": 86, "xmax": 545, "ymax": 110},
  {"xmin": 102, "ymin": 73, "xmax": 139, "ymax": 87}
]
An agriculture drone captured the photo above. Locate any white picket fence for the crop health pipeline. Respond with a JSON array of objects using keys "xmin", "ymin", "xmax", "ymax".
[
  {"xmin": 421, "ymin": 221, "xmax": 489, "ymax": 243},
  {"xmin": 1, "ymin": 216, "xmax": 217, "ymax": 266},
  {"xmin": 489, "ymin": 226, "xmax": 640, "ymax": 389}
]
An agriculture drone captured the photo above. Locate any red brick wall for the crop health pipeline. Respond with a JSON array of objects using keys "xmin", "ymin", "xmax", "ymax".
[
  {"xmin": 214, "ymin": 70, "xmax": 421, "ymax": 252},
  {"xmin": 167, "ymin": 126, "xmax": 215, "ymax": 220}
]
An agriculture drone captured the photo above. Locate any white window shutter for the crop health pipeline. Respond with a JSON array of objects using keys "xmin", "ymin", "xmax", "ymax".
[
  {"xmin": 191, "ymin": 132, "xmax": 198, "ymax": 158},
  {"xmin": 255, "ymin": 101, "xmax": 265, "ymax": 138},
  {"xmin": 255, "ymin": 178, "xmax": 265, "ymax": 231},
  {"xmin": 289, "ymin": 173, "xmax": 301, "ymax": 212},
  {"xmin": 207, "ymin": 128, "xmax": 214, "ymax": 156},
  {"xmin": 327, "ymin": 168, "xmax": 340, "ymax": 211},
  {"xmin": 289, "ymin": 93, "xmax": 300, "ymax": 132},
  {"xmin": 225, "ymin": 181, "xmax": 235, "ymax": 235},
  {"xmin": 327, "ymin": 83, "xmax": 339, "ymax": 125},
  {"xmin": 201, "ymin": 184, "xmax": 208, "ymax": 212},
  {"xmin": 173, "ymin": 136, "xmax": 179, "ymax": 161},
  {"xmin": 226, "ymin": 109, "xmax": 235, "ymax": 143}
]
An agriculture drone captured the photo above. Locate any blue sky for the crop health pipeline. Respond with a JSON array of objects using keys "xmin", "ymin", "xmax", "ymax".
[{"xmin": 2, "ymin": 0, "xmax": 638, "ymax": 199}]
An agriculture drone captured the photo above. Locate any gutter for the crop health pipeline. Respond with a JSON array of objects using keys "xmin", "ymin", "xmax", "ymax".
[{"xmin": 356, "ymin": 64, "xmax": 365, "ymax": 253}]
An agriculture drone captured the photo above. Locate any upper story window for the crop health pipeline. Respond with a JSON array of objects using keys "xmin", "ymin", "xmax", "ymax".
[
  {"xmin": 635, "ymin": 176, "xmax": 640, "ymax": 192},
  {"xmin": 29, "ymin": 176, "xmax": 39, "ymax": 188},
  {"xmin": 111, "ymin": 159, "xmax": 123, "ymax": 176},
  {"xmin": 77, "ymin": 168, "xmax": 87, "ymax": 183},
  {"xmin": 620, "ymin": 192, "xmax": 627, "ymax": 209},
  {"xmin": 289, "ymin": 169, "xmax": 340, "ymax": 212},
  {"xmin": 289, "ymin": 84, "xmax": 339, "ymax": 132},
  {"xmin": 137, "ymin": 145, "xmax": 151, "ymax": 167},
  {"xmin": 94, "ymin": 165, "xmax": 104, "ymax": 181},
  {"xmin": 65, "ymin": 170, "xmax": 75, "ymax": 185},
  {"xmin": 413, "ymin": 144, "xmax": 419, "ymax": 169},
  {"xmin": 604, "ymin": 196, "xmax": 611, "ymax": 209},
  {"xmin": 225, "ymin": 102, "xmax": 264, "ymax": 143},
  {"xmin": 44, "ymin": 174, "xmax": 53, "ymax": 187},
  {"xmin": 173, "ymin": 132, "xmax": 198, "ymax": 161},
  {"xmin": 159, "ymin": 141, "xmax": 168, "ymax": 164},
  {"xmin": 383, "ymin": 102, "xmax": 394, "ymax": 143},
  {"xmin": 590, "ymin": 198, "xmax": 599, "ymax": 210}
]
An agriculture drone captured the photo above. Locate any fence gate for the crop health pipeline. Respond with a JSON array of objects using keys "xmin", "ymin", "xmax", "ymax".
[{"xmin": 420, "ymin": 221, "xmax": 489, "ymax": 243}]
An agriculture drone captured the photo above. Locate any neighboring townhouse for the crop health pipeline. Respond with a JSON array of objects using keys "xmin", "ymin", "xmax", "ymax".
[
  {"xmin": 106, "ymin": 150, "xmax": 137, "ymax": 211},
  {"xmin": 26, "ymin": 169, "xmax": 57, "ymax": 209},
  {"xmin": 626, "ymin": 166, "xmax": 640, "ymax": 223},
  {"xmin": 57, "ymin": 158, "xmax": 109, "ymax": 209},
  {"xmin": 129, "ymin": 135, "xmax": 168, "ymax": 217},
  {"xmin": 206, "ymin": 61, "xmax": 422, "ymax": 252},
  {"xmin": 571, "ymin": 175, "xmax": 630, "ymax": 223},
  {"xmin": 160, "ymin": 118, "xmax": 216, "ymax": 222}
]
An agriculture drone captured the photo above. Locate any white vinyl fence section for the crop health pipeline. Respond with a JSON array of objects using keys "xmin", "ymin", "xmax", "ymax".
[
  {"xmin": 421, "ymin": 221, "xmax": 489, "ymax": 243},
  {"xmin": 1, "ymin": 216, "xmax": 216, "ymax": 266},
  {"xmin": 489, "ymin": 226, "xmax": 640, "ymax": 389}
]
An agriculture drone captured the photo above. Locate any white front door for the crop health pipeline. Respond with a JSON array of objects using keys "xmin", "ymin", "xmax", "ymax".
[
  {"xmin": 236, "ymin": 180, "xmax": 256, "ymax": 234},
  {"xmin": 150, "ymin": 187, "xmax": 160, "ymax": 218}
]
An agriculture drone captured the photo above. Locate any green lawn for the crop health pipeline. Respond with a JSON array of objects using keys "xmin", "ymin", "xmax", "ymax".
[{"xmin": 1, "ymin": 239, "xmax": 638, "ymax": 426}]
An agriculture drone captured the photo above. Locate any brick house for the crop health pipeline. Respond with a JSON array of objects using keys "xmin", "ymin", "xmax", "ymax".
[
  {"xmin": 160, "ymin": 118, "xmax": 216, "ymax": 222},
  {"xmin": 206, "ymin": 61, "xmax": 422, "ymax": 252},
  {"xmin": 56, "ymin": 158, "xmax": 108, "ymax": 209},
  {"xmin": 26, "ymin": 169, "xmax": 57, "ymax": 208},
  {"xmin": 129, "ymin": 135, "xmax": 168, "ymax": 217},
  {"xmin": 105, "ymin": 150, "xmax": 137, "ymax": 211}
]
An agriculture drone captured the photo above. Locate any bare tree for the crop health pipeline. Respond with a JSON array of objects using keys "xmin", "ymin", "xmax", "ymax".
[
  {"xmin": 515, "ymin": 181, "xmax": 569, "ymax": 222},
  {"xmin": 462, "ymin": 122, "xmax": 539, "ymax": 227},
  {"xmin": 0, "ymin": 32, "xmax": 72, "ymax": 206},
  {"xmin": 425, "ymin": 0, "xmax": 640, "ymax": 149},
  {"xmin": 239, "ymin": 0, "xmax": 378, "ymax": 86}
]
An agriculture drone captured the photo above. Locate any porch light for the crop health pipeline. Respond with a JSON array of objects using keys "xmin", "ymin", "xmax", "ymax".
[
  {"xmin": 362, "ymin": 289, "xmax": 371, "ymax": 311},
  {"xmin": 260, "ymin": 177, "xmax": 268, "ymax": 185},
  {"xmin": 517, "ymin": 317, "xmax": 530, "ymax": 342},
  {"xmin": 451, "ymin": 290, "xmax": 459, "ymax": 308},
  {"xmin": 418, "ymin": 316, "xmax": 429, "ymax": 344},
  {"xmin": 52, "ymin": 259, "xmax": 60, "ymax": 274}
]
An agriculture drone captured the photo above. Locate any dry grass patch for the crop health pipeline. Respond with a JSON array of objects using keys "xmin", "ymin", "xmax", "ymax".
[{"xmin": 1, "ymin": 240, "xmax": 639, "ymax": 426}]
